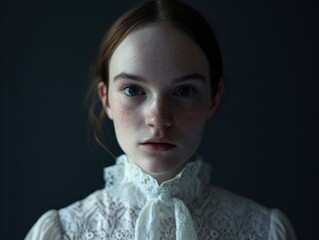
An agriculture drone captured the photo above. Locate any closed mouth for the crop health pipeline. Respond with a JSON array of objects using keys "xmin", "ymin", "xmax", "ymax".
[
  {"xmin": 140, "ymin": 136, "xmax": 176, "ymax": 151},
  {"xmin": 141, "ymin": 142, "xmax": 176, "ymax": 151}
]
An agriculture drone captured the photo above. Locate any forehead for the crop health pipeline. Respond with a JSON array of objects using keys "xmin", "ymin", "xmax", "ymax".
[{"xmin": 109, "ymin": 23, "xmax": 209, "ymax": 81}]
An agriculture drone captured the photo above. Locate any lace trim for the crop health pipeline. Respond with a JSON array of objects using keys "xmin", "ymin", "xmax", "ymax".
[
  {"xmin": 59, "ymin": 187, "xmax": 271, "ymax": 240},
  {"xmin": 58, "ymin": 155, "xmax": 271, "ymax": 240}
]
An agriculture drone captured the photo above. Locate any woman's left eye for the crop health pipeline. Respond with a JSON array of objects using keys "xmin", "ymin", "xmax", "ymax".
[{"xmin": 174, "ymin": 86, "xmax": 196, "ymax": 97}]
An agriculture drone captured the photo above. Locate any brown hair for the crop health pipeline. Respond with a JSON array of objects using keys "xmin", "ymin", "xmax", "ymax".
[{"xmin": 87, "ymin": 0, "xmax": 222, "ymax": 151}]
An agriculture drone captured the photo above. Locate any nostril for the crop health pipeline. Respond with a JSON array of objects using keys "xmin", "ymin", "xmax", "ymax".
[
  {"xmin": 145, "ymin": 97, "xmax": 173, "ymax": 128},
  {"xmin": 146, "ymin": 114, "xmax": 173, "ymax": 129}
]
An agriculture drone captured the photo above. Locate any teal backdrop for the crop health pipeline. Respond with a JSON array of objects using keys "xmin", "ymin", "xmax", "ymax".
[{"xmin": 1, "ymin": 0, "xmax": 318, "ymax": 239}]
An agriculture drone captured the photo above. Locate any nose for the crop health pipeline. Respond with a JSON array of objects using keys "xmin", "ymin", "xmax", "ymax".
[{"xmin": 145, "ymin": 96, "xmax": 173, "ymax": 129}]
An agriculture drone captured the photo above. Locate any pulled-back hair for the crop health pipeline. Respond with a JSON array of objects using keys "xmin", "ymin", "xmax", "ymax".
[{"xmin": 87, "ymin": 0, "xmax": 222, "ymax": 149}]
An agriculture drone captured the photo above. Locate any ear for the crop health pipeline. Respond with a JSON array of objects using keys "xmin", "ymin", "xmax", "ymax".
[
  {"xmin": 97, "ymin": 81, "xmax": 113, "ymax": 120},
  {"xmin": 207, "ymin": 81, "xmax": 223, "ymax": 119}
]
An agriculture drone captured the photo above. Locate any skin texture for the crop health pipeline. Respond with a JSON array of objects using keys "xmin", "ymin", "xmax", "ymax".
[{"xmin": 98, "ymin": 23, "xmax": 222, "ymax": 183}]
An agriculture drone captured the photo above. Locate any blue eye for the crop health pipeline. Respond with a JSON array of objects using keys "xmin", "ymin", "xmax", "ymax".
[
  {"xmin": 123, "ymin": 85, "xmax": 144, "ymax": 96},
  {"xmin": 174, "ymin": 86, "xmax": 196, "ymax": 97}
]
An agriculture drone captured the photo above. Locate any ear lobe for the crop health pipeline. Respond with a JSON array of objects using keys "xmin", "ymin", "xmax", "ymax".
[
  {"xmin": 97, "ymin": 81, "xmax": 113, "ymax": 120},
  {"xmin": 207, "ymin": 81, "xmax": 223, "ymax": 119}
]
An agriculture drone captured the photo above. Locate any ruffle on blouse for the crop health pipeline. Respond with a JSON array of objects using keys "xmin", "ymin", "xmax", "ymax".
[
  {"xmin": 103, "ymin": 154, "xmax": 211, "ymax": 240},
  {"xmin": 25, "ymin": 154, "xmax": 297, "ymax": 240}
]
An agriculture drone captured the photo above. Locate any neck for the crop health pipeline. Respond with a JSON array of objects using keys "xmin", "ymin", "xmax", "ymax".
[{"xmin": 150, "ymin": 155, "xmax": 196, "ymax": 184}]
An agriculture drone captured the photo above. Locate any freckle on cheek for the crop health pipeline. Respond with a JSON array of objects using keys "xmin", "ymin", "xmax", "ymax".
[
  {"xmin": 117, "ymin": 109, "xmax": 135, "ymax": 127},
  {"xmin": 182, "ymin": 109, "xmax": 207, "ymax": 128}
]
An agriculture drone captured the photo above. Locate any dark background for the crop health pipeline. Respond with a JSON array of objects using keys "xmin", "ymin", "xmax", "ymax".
[{"xmin": 1, "ymin": 0, "xmax": 318, "ymax": 239}]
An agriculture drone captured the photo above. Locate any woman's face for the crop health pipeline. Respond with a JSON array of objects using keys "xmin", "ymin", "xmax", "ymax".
[{"xmin": 99, "ymin": 23, "xmax": 220, "ymax": 182}]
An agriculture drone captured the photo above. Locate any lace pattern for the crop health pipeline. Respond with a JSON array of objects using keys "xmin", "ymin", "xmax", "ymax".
[{"xmin": 58, "ymin": 155, "xmax": 271, "ymax": 240}]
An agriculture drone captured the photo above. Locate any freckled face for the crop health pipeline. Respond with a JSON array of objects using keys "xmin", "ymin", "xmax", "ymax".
[{"xmin": 102, "ymin": 24, "xmax": 215, "ymax": 180}]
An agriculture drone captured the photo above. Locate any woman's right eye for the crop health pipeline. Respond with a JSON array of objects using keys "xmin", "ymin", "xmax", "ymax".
[{"xmin": 122, "ymin": 85, "xmax": 145, "ymax": 96}]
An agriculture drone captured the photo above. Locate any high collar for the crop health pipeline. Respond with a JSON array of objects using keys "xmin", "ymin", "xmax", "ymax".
[
  {"xmin": 104, "ymin": 154, "xmax": 211, "ymax": 204},
  {"xmin": 104, "ymin": 154, "xmax": 211, "ymax": 240}
]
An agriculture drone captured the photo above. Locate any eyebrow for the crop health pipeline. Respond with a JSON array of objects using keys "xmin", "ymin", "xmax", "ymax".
[{"xmin": 113, "ymin": 72, "xmax": 206, "ymax": 83}]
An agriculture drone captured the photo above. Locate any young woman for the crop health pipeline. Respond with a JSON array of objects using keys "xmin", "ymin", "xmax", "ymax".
[{"xmin": 26, "ymin": 0, "xmax": 296, "ymax": 239}]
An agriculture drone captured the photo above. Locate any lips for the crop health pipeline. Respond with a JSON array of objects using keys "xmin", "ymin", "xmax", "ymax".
[{"xmin": 141, "ymin": 137, "xmax": 176, "ymax": 151}]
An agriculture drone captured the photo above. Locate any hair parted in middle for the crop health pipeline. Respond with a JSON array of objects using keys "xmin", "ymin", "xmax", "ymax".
[{"xmin": 88, "ymin": 0, "xmax": 223, "ymax": 147}]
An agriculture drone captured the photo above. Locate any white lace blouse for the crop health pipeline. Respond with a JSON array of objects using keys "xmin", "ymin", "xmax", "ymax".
[{"xmin": 26, "ymin": 154, "xmax": 296, "ymax": 240}]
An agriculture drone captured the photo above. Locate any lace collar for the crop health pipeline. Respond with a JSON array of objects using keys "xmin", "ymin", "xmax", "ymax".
[
  {"xmin": 103, "ymin": 154, "xmax": 211, "ymax": 240},
  {"xmin": 104, "ymin": 154, "xmax": 211, "ymax": 203}
]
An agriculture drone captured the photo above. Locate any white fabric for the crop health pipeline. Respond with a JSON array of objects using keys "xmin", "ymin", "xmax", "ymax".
[
  {"xmin": 25, "ymin": 154, "xmax": 297, "ymax": 240},
  {"xmin": 122, "ymin": 154, "xmax": 203, "ymax": 240},
  {"xmin": 268, "ymin": 209, "xmax": 297, "ymax": 240},
  {"xmin": 25, "ymin": 210, "xmax": 61, "ymax": 240}
]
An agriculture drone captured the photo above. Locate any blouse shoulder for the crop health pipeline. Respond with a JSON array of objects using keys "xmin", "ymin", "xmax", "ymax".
[
  {"xmin": 195, "ymin": 186, "xmax": 288, "ymax": 240},
  {"xmin": 25, "ymin": 210, "xmax": 61, "ymax": 240},
  {"xmin": 268, "ymin": 209, "xmax": 297, "ymax": 240},
  {"xmin": 58, "ymin": 189, "xmax": 112, "ymax": 238},
  {"xmin": 59, "ymin": 189, "xmax": 106, "ymax": 220}
]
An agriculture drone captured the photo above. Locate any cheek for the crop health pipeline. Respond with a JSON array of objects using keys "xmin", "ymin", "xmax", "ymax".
[
  {"xmin": 112, "ymin": 104, "xmax": 136, "ymax": 129},
  {"xmin": 110, "ymin": 103, "xmax": 137, "ymax": 150},
  {"xmin": 176, "ymin": 101, "xmax": 209, "ymax": 130},
  {"xmin": 109, "ymin": 97, "xmax": 142, "ymax": 136}
]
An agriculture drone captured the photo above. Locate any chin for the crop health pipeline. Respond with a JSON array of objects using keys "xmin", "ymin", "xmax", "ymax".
[
  {"xmin": 139, "ymin": 156, "xmax": 189, "ymax": 180},
  {"xmin": 143, "ymin": 162, "xmax": 177, "ymax": 175}
]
